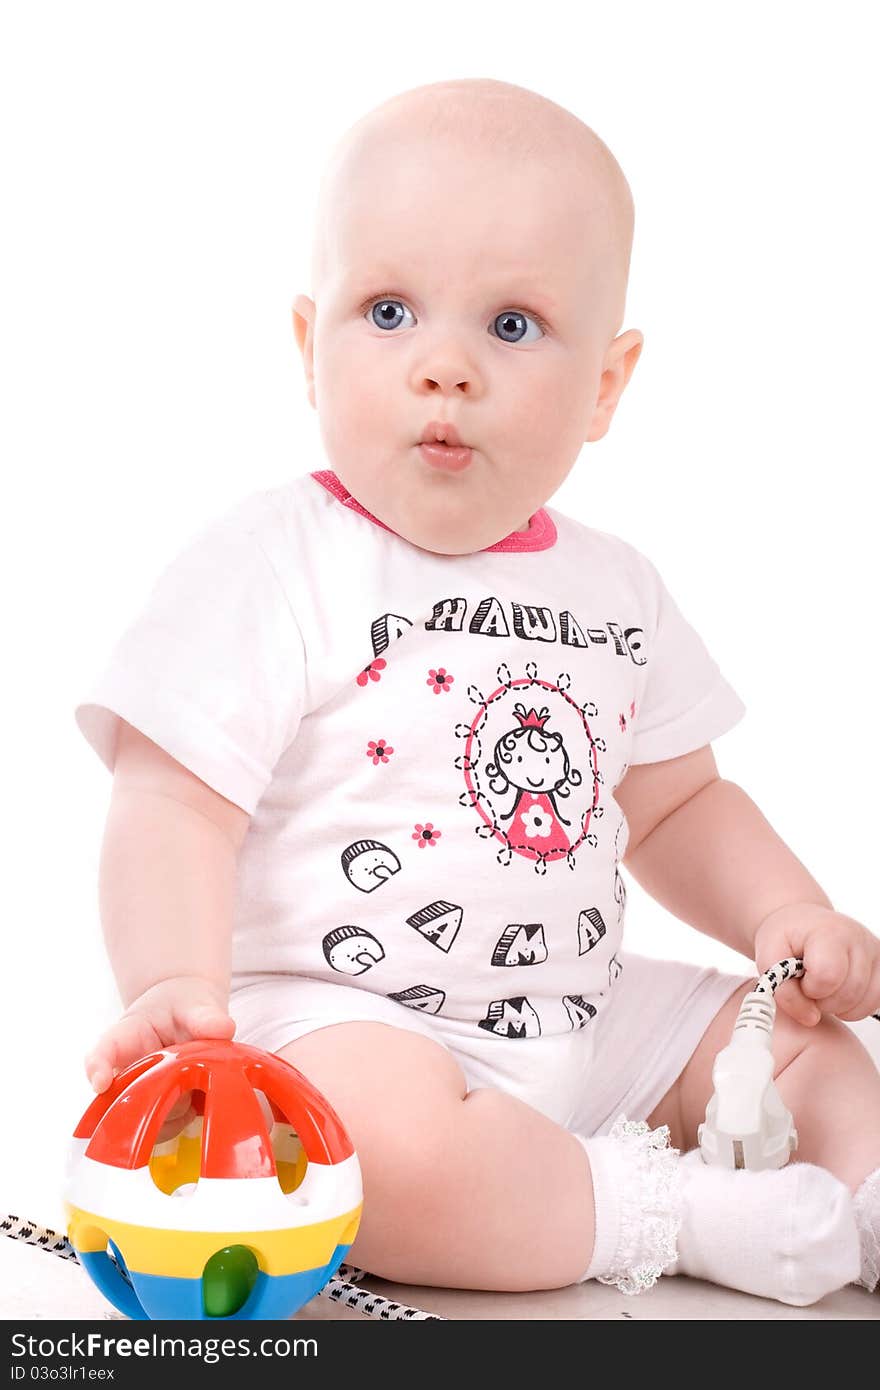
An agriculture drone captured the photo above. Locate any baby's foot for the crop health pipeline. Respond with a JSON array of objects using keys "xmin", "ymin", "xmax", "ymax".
[
  {"xmin": 853, "ymin": 1166, "xmax": 880, "ymax": 1292},
  {"xmin": 665, "ymin": 1149, "xmax": 860, "ymax": 1306}
]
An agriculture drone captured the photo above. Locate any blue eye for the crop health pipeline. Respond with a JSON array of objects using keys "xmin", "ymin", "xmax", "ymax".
[
  {"xmin": 367, "ymin": 299, "xmax": 415, "ymax": 331},
  {"xmin": 363, "ymin": 297, "xmax": 547, "ymax": 342},
  {"xmin": 490, "ymin": 310, "xmax": 545, "ymax": 345}
]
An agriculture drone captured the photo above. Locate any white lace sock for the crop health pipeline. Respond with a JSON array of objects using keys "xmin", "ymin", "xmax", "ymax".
[
  {"xmin": 575, "ymin": 1117, "xmax": 861, "ymax": 1306},
  {"xmin": 663, "ymin": 1147, "xmax": 860, "ymax": 1306},
  {"xmin": 575, "ymin": 1115, "xmax": 682, "ymax": 1295},
  {"xmin": 853, "ymin": 1165, "xmax": 880, "ymax": 1292}
]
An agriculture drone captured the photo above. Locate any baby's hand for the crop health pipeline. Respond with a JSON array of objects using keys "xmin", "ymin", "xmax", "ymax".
[
  {"xmin": 84, "ymin": 976, "xmax": 236, "ymax": 1094},
  {"xmin": 754, "ymin": 903, "xmax": 880, "ymax": 1026}
]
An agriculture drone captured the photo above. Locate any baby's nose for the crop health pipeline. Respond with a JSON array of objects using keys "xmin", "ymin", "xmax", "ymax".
[
  {"xmin": 413, "ymin": 339, "xmax": 478, "ymax": 397},
  {"xmin": 422, "ymin": 372, "xmax": 471, "ymax": 394}
]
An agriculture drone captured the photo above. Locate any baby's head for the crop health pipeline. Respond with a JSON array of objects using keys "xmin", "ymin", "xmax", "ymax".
[{"xmin": 293, "ymin": 79, "xmax": 642, "ymax": 555}]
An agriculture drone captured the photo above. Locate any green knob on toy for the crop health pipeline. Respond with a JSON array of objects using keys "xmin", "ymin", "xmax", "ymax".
[{"xmin": 202, "ymin": 1245, "xmax": 259, "ymax": 1317}]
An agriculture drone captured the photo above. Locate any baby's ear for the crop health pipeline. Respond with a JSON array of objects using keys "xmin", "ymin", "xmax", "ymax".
[
  {"xmin": 292, "ymin": 294, "xmax": 317, "ymax": 408},
  {"xmin": 586, "ymin": 328, "xmax": 643, "ymax": 443}
]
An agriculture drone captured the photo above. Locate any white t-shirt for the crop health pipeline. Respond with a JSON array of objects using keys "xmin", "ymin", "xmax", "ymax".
[{"xmin": 76, "ymin": 469, "xmax": 746, "ymax": 1043}]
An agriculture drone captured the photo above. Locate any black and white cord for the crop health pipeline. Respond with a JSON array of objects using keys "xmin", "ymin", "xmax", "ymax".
[
  {"xmin": 0, "ymin": 1213, "xmax": 443, "ymax": 1320},
  {"xmin": 754, "ymin": 955, "xmax": 880, "ymax": 1021}
]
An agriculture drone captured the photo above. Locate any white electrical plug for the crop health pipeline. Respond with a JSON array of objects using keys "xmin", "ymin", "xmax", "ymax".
[{"xmin": 698, "ymin": 988, "xmax": 799, "ymax": 1170}]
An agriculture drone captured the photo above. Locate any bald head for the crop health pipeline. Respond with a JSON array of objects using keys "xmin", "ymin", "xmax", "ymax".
[{"xmin": 309, "ymin": 79, "xmax": 635, "ymax": 336}]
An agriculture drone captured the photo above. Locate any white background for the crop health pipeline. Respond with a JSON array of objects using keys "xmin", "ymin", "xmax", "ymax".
[{"xmin": 2, "ymin": 1, "xmax": 878, "ymax": 1236}]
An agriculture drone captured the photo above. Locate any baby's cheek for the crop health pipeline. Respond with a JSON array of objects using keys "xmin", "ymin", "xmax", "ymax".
[{"xmin": 316, "ymin": 348, "xmax": 367, "ymax": 421}]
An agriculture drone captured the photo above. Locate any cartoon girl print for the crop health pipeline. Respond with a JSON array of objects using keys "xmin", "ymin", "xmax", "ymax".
[
  {"xmin": 486, "ymin": 703, "xmax": 580, "ymax": 855},
  {"xmin": 456, "ymin": 662, "xmax": 605, "ymax": 874}
]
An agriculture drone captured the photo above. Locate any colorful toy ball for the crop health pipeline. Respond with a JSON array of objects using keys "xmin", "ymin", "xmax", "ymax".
[{"xmin": 64, "ymin": 1039, "xmax": 362, "ymax": 1320}]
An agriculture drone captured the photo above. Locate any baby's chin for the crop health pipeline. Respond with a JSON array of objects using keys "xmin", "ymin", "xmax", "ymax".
[
  {"xmin": 335, "ymin": 457, "xmax": 527, "ymax": 555},
  {"xmin": 377, "ymin": 482, "xmax": 522, "ymax": 556}
]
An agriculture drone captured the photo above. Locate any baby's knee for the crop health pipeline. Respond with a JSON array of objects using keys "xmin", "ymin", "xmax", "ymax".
[
  {"xmin": 276, "ymin": 1022, "xmax": 470, "ymax": 1274},
  {"xmin": 775, "ymin": 1011, "xmax": 877, "ymax": 1123},
  {"xmin": 276, "ymin": 1021, "xmax": 467, "ymax": 1182},
  {"xmin": 774, "ymin": 1008, "xmax": 858, "ymax": 1075}
]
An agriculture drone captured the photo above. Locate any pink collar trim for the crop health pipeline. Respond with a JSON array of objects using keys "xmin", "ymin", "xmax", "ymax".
[{"xmin": 310, "ymin": 470, "xmax": 557, "ymax": 553}]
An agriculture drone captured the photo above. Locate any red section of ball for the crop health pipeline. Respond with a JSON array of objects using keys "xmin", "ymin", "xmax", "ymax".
[{"xmin": 74, "ymin": 1039, "xmax": 355, "ymax": 1176}]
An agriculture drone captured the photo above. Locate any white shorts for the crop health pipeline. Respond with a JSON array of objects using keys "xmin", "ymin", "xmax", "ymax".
[{"xmin": 229, "ymin": 951, "xmax": 752, "ymax": 1137}]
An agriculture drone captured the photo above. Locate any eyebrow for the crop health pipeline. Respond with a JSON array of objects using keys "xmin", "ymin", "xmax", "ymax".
[{"xmin": 490, "ymin": 280, "xmax": 560, "ymax": 313}]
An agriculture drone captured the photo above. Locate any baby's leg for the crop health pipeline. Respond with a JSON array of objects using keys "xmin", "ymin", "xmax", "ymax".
[
  {"xmin": 277, "ymin": 1021, "xmax": 595, "ymax": 1291},
  {"xmin": 279, "ymin": 1017, "xmax": 862, "ymax": 1302},
  {"xmin": 657, "ymin": 982, "xmax": 880, "ymax": 1191},
  {"xmin": 650, "ymin": 981, "xmax": 880, "ymax": 1294}
]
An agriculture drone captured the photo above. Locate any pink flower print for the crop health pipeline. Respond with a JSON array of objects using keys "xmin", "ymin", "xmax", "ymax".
[
  {"xmin": 629, "ymin": 700, "xmax": 636, "ymax": 718},
  {"xmin": 619, "ymin": 713, "xmax": 627, "ymax": 732},
  {"xmin": 412, "ymin": 822, "xmax": 442, "ymax": 849},
  {"xmin": 427, "ymin": 667, "xmax": 454, "ymax": 695},
  {"xmin": 366, "ymin": 739, "xmax": 394, "ymax": 765},
  {"xmin": 357, "ymin": 658, "xmax": 387, "ymax": 688}
]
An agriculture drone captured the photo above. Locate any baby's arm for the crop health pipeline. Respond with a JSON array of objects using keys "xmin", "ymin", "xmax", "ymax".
[
  {"xmin": 616, "ymin": 745, "xmax": 841, "ymax": 1021},
  {"xmin": 84, "ymin": 719, "xmax": 250, "ymax": 1092}
]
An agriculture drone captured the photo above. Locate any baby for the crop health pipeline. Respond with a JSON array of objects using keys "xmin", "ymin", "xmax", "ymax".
[{"xmin": 76, "ymin": 78, "xmax": 880, "ymax": 1305}]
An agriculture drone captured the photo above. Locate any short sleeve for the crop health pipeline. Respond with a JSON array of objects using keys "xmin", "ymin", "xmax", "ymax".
[
  {"xmin": 75, "ymin": 518, "xmax": 306, "ymax": 814},
  {"xmin": 627, "ymin": 549, "xmax": 746, "ymax": 765}
]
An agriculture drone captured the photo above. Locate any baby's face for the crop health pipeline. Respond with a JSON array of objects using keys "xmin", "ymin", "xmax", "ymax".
[{"xmin": 295, "ymin": 128, "xmax": 641, "ymax": 554}]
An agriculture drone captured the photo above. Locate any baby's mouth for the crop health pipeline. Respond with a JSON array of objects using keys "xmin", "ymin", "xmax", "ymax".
[{"xmin": 418, "ymin": 441, "xmax": 474, "ymax": 473}]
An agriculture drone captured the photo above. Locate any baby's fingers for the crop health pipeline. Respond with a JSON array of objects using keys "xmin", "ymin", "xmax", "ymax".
[
  {"xmin": 757, "ymin": 935, "xmax": 821, "ymax": 1026},
  {"xmin": 174, "ymin": 1002, "xmax": 236, "ymax": 1043},
  {"xmin": 815, "ymin": 937, "xmax": 871, "ymax": 1018},
  {"xmin": 773, "ymin": 978, "xmax": 823, "ymax": 1027},
  {"xmin": 832, "ymin": 953, "xmax": 880, "ymax": 1022},
  {"xmin": 84, "ymin": 1015, "xmax": 163, "ymax": 1094},
  {"xmin": 800, "ymin": 935, "xmax": 851, "ymax": 1011}
]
